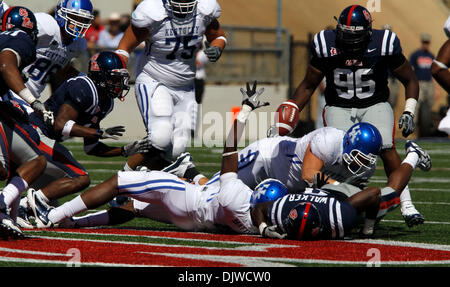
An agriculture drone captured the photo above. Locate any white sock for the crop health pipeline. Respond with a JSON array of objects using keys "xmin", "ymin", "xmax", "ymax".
[
  {"xmin": 123, "ymin": 163, "xmax": 134, "ymax": 171},
  {"xmin": 402, "ymin": 152, "xmax": 419, "ymax": 169},
  {"xmin": 73, "ymin": 210, "xmax": 110, "ymax": 227},
  {"xmin": 0, "ymin": 176, "xmax": 28, "ymax": 207},
  {"xmin": 362, "ymin": 218, "xmax": 376, "ymax": 235},
  {"xmin": 400, "ymin": 185, "xmax": 413, "ymax": 207},
  {"xmin": 48, "ymin": 195, "xmax": 87, "ymax": 224}
]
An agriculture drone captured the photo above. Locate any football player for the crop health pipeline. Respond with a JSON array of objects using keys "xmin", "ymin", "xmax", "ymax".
[
  {"xmin": 19, "ymin": 51, "xmax": 150, "ymax": 227},
  {"xmin": 0, "ymin": 1, "xmax": 9, "ymax": 18},
  {"xmin": 28, "ymin": 82, "xmax": 272, "ymax": 236},
  {"xmin": 272, "ymin": 5, "xmax": 423, "ymax": 227},
  {"xmin": 166, "ymin": 122, "xmax": 382, "ymax": 198},
  {"xmin": 115, "ymin": 0, "xmax": 227, "ymax": 172},
  {"xmin": 0, "ymin": 6, "xmax": 48, "ymax": 238},
  {"xmin": 431, "ymin": 20, "xmax": 450, "ymax": 134},
  {"xmin": 251, "ymin": 140, "xmax": 431, "ymax": 240}
]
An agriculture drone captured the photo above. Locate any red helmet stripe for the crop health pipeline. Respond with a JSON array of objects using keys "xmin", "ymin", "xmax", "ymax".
[
  {"xmin": 2, "ymin": 6, "xmax": 14, "ymax": 32},
  {"xmin": 346, "ymin": 5, "xmax": 358, "ymax": 26},
  {"xmin": 297, "ymin": 202, "xmax": 312, "ymax": 240}
]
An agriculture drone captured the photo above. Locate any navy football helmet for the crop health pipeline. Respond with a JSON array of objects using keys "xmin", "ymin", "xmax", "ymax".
[
  {"xmin": 335, "ymin": 5, "xmax": 373, "ymax": 56},
  {"xmin": 342, "ymin": 122, "xmax": 382, "ymax": 176},
  {"xmin": 88, "ymin": 51, "xmax": 130, "ymax": 100},
  {"xmin": 250, "ymin": 179, "xmax": 289, "ymax": 208},
  {"xmin": 55, "ymin": 0, "xmax": 94, "ymax": 40},
  {"xmin": 283, "ymin": 202, "xmax": 323, "ymax": 240},
  {"xmin": 165, "ymin": 0, "xmax": 197, "ymax": 23},
  {"xmin": 1, "ymin": 6, "xmax": 38, "ymax": 44}
]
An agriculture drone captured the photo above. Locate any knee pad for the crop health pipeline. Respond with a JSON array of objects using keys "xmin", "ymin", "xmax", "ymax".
[{"xmin": 149, "ymin": 119, "xmax": 173, "ymax": 151}]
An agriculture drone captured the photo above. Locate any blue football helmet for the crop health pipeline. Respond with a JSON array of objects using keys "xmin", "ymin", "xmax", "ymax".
[
  {"xmin": 55, "ymin": 0, "xmax": 94, "ymax": 39},
  {"xmin": 2, "ymin": 6, "xmax": 38, "ymax": 44},
  {"xmin": 165, "ymin": 0, "xmax": 197, "ymax": 23},
  {"xmin": 283, "ymin": 202, "xmax": 323, "ymax": 240},
  {"xmin": 88, "ymin": 51, "xmax": 130, "ymax": 100},
  {"xmin": 250, "ymin": 179, "xmax": 289, "ymax": 207},
  {"xmin": 335, "ymin": 5, "xmax": 373, "ymax": 56},
  {"xmin": 342, "ymin": 122, "xmax": 382, "ymax": 176}
]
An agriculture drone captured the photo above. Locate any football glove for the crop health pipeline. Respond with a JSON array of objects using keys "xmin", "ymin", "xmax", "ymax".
[
  {"xmin": 240, "ymin": 81, "xmax": 269, "ymax": 110},
  {"xmin": 398, "ymin": 111, "xmax": 415, "ymax": 138},
  {"xmin": 97, "ymin": 125, "xmax": 125, "ymax": 140},
  {"xmin": 313, "ymin": 172, "xmax": 330, "ymax": 189},
  {"xmin": 121, "ymin": 138, "xmax": 152, "ymax": 157},
  {"xmin": 267, "ymin": 125, "xmax": 279, "ymax": 138},
  {"xmin": 260, "ymin": 224, "xmax": 287, "ymax": 239},
  {"xmin": 31, "ymin": 100, "xmax": 54, "ymax": 126},
  {"xmin": 204, "ymin": 42, "xmax": 222, "ymax": 62}
]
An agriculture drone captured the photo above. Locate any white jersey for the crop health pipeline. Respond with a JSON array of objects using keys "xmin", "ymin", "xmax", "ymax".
[
  {"xmin": 206, "ymin": 127, "xmax": 348, "ymax": 193},
  {"xmin": 118, "ymin": 170, "xmax": 257, "ymax": 234},
  {"xmin": 23, "ymin": 13, "xmax": 87, "ymax": 98},
  {"xmin": 0, "ymin": 1, "xmax": 9, "ymax": 18},
  {"xmin": 132, "ymin": 0, "xmax": 221, "ymax": 87}
]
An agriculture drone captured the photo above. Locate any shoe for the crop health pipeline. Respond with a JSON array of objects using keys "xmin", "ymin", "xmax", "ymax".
[
  {"xmin": 401, "ymin": 204, "xmax": 425, "ymax": 227},
  {"xmin": 405, "ymin": 141, "xmax": 431, "ymax": 171},
  {"xmin": 161, "ymin": 152, "xmax": 195, "ymax": 177},
  {"xmin": 0, "ymin": 208, "xmax": 24, "ymax": 239},
  {"xmin": 27, "ymin": 189, "xmax": 54, "ymax": 228},
  {"xmin": 108, "ymin": 195, "xmax": 130, "ymax": 208},
  {"xmin": 16, "ymin": 203, "xmax": 35, "ymax": 229}
]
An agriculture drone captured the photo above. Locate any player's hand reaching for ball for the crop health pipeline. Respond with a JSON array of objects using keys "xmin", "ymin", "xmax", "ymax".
[{"xmin": 240, "ymin": 81, "xmax": 269, "ymax": 111}]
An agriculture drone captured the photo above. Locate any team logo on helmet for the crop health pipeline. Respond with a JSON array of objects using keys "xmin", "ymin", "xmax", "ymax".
[
  {"xmin": 289, "ymin": 209, "xmax": 298, "ymax": 220},
  {"xmin": 89, "ymin": 53, "xmax": 100, "ymax": 72}
]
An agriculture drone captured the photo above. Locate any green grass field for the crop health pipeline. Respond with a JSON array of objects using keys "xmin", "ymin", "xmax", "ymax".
[{"xmin": 1, "ymin": 138, "xmax": 449, "ymax": 267}]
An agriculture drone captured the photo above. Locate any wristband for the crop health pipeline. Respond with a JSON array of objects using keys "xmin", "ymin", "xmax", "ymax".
[
  {"xmin": 214, "ymin": 36, "xmax": 227, "ymax": 45},
  {"xmin": 236, "ymin": 104, "xmax": 252, "ymax": 123},
  {"xmin": 258, "ymin": 222, "xmax": 268, "ymax": 235},
  {"xmin": 222, "ymin": 151, "xmax": 238, "ymax": 157},
  {"xmin": 18, "ymin": 88, "xmax": 36, "ymax": 105},
  {"xmin": 434, "ymin": 59, "xmax": 449, "ymax": 70},
  {"xmin": 61, "ymin": 120, "xmax": 76, "ymax": 137},
  {"xmin": 115, "ymin": 49, "xmax": 130, "ymax": 59},
  {"xmin": 404, "ymin": 98, "xmax": 417, "ymax": 115}
]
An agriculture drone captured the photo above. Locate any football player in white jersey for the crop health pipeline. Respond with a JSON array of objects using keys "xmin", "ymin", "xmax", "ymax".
[
  {"xmin": 29, "ymin": 82, "xmax": 271, "ymax": 236},
  {"xmin": 115, "ymin": 0, "xmax": 227, "ymax": 171},
  {"xmin": 167, "ymin": 122, "xmax": 383, "ymax": 199},
  {"xmin": 0, "ymin": 1, "xmax": 9, "ymax": 18},
  {"xmin": 12, "ymin": 0, "xmax": 94, "ymax": 102}
]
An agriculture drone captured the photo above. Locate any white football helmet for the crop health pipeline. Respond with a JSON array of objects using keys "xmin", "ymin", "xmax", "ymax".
[{"xmin": 166, "ymin": 0, "xmax": 197, "ymax": 23}]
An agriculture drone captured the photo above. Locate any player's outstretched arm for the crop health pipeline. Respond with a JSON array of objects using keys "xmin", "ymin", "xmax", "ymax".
[
  {"xmin": 116, "ymin": 24, "xmax": 149, "ymax": 63},
  {"xmin": 204, "ymin": 19, "xmax": 227, "ymax": 62},
  {"xmin": 432, "ymin": 39, "xmax": 450, "ymax": 94},
  {"xmin": 392, "ymin": 59, "xmax": 419, "ymax": 138},
  {"xmin": 220, "ymin": 81, "xmax": 268, "ymax": 176}
]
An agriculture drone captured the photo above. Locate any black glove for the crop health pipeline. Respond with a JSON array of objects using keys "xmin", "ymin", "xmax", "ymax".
[
  {"xmin": 313, "ymin": 172, "xmax": 330, "ymax": 189},
  {"xmin": 31, "ymin": 100, "xmax": 54, "ymax": 126},
  {"xmin": 398, "ymin": 111, "xmax": 415, "ymax": 138},
  {"xmin": 121, "ymin": 138, "xmax": 152, "ymax": 157},
  {"xmin": 240, "ymin": 81, "xmax": 269, "ymax": 110},
  {"xmin": 97, "ymin": 125, "xmax": 125, "ymax": 140},
  {"xmin": 204, "ymin": 43, "xmax": 222, "ymax": 62}
]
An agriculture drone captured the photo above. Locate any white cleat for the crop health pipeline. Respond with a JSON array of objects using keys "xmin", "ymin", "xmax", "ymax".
[{"xmin": 161, "ymin": 152, "xmax": 195, "ymax": 177}]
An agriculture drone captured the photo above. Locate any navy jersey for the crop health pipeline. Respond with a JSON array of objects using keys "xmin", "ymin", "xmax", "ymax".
[
  {"xmin": 0, "ymin": 30, "xmax": 36, "ymax": 96},
  {"xmin": 267, "ymin": 188, "xmax": 357, "ymax": 239},
  {"xmin": 310, "ymin": 29, "xmax": 406, "ymax": 108},
  {"xmin": 31, "ymin": 76, "xmax": 114, "ymax": 141}
]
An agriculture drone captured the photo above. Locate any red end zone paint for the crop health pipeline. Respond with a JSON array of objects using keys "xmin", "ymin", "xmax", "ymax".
[{"xmin": 1, "ymin": 228, "xmax": 450, "ymax": 266}]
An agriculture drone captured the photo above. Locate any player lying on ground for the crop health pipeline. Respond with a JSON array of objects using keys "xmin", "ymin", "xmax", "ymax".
[
  {"xmin": 28, "ymin": 82, "xmax": 278, "ymax": 234},
  {"xmin": 250, "ymin": 141, "xmax": 431, "ymax": 240},
  {"xmin": 163, "ymin": 121, "xmax": 382, "ymax": 197}
]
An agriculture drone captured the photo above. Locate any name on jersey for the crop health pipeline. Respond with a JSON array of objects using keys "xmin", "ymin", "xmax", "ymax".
[
  {"xmin": 165, "ymin": 26, "xmax": 200, "ymax": 37},
  {"xmin": 288, "ymin": 194, "xmax": 328, "ymax": 204},
  {"xmin": 40, "ymin": 49, "xmax": 69, "ymax": 65}
]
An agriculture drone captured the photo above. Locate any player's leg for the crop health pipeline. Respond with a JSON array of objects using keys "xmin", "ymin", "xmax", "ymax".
[
  {"xmin": 362, "ymin": 102, "xmax": 423, "ymax": 227},
  {"xmin": 322, "ymin": 106, "xmax": 356, "ymax": 130},
  {"xmin": 171, "ymin": 87, "xmax": 196, "ymax": 159}
]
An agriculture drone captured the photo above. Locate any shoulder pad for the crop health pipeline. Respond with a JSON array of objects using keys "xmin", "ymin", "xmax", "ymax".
[
  {"xmin": 132, "ymin": 0, "xmax": 167, "ymax": 28},
  {"xmin": 310, "ymin": 127, "xmax": 344, "ymax": 162},
  {"xmin": 197, "ymin": 0, "xmax": 221, "ymax": 18},
  {"xmin": 312, "ymin": 29, "xmax": 338, "ymax": 58},
  {"xmin": 372, "ymin": 29, "xmax": 402, "ymax": 56},
  {"xmin": 66, "ymin": 76, "xmax": 99, "ymax": 112},
  {"xmin": 35, "ymin": 13, "xmax": 59, "ymax": 40}
]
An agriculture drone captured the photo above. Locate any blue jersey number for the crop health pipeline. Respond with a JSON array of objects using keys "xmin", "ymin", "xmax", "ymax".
[
  {"xmin": 165, "ymin": 35, "xmax": 198, "ymax": 60},
  {"xmin": 27, "ymin": 58, "xmax": 63, "ymax": 85}
]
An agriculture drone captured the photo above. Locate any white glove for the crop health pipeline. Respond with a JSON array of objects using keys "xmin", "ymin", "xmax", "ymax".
[
  {"xmin": 259, "ymin": 223, "xmax": 286, "ymax": 239},
  {"xmin": 31, "ymin": 100, "xmax": 54, "ymax": 126}
]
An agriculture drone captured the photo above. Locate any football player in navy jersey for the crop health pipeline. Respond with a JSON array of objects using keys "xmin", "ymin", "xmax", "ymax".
[
  {"xmin": 277, "ymin": 5, "xmax": 424, "ymax": 227},
  {"xmin": 251, "ymin": 141, "xmax": 431, "ymax": 240},
  {"xmin": 21, "ymin": 51, "xmax": 151, "ymax": 227},
  {"xmin": 0, "ymin": 6, "xmax": 49, "ymax": 238}
]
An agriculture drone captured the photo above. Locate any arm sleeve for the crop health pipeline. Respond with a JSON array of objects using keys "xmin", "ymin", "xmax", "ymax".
[{"xmin": 64, "ymin": 78, "xmax": 97, "ymax": 112}]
